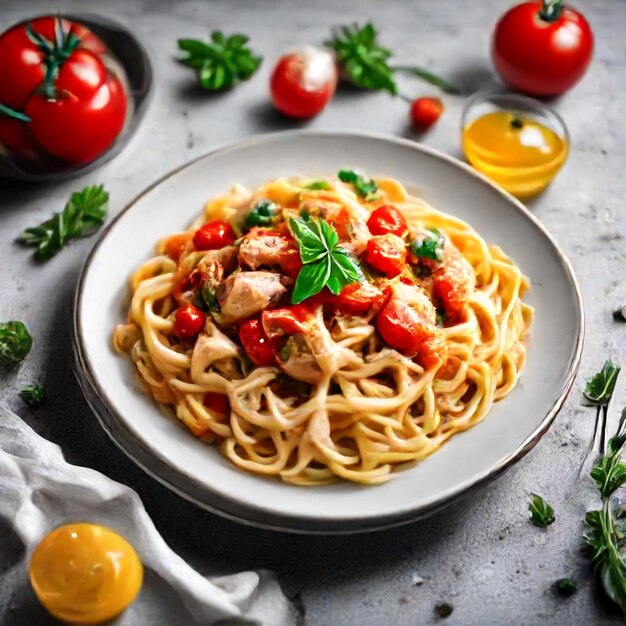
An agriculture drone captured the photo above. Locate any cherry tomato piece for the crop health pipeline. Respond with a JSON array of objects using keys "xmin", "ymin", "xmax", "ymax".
[
  {"xmin": 410, "ymin": 97, "xmax": 443, "ymax": 129},
  {"xmin": 270, "ymin": 46, "xmax": 337, "ymax": 119},
  {"xmin": 239, "ymin": 318, "xmax": 276, "ymax": 366},
  {"xmin": 334, "ymin": 282, "xmax": 387, "ymax": 316},
  {"xmin": 367, "ymin": 205, "xmax": 409, "ymax": 238},
  {"xmin": 492, "ymin": 1, "xmax": 593, "ymax": 96},
  {"xmin": 376, "ymin": 282, "xmax": 437, "ymax": 362},
  {"xmin": 193, "ymin": 221, "xmax": 236, "ymax": 251},
  {"xmin": 173, "ymin": 303, "xmax": 205, "ymax": 340},
  {"xmin": 432, "ymin": 249, "xmax": 475, "ymax": 322},
  {"xmin": 165, "ymin": 233, "xmax": 192, "ymax": 261},
  {"xmin": 203, "ymin": 392, "xmax": 230, "ymax": 417},
  {"xmin": 262, "ymin": 307, "xmax": 308, "ymax": 339},
  {"xmin": 365, "ymin": 234, "xmax": 407, "ymax": 278}
]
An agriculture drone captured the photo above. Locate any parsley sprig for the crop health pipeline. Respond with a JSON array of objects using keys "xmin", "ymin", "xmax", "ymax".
[
  {"xmin": 326, "ymin": 22, "xmax": 460, "ymax": 96},
  {"xmin": 0, "ymin": 321, "xmax": 32, "ymax": 367},
  {"xmin": 528, "ymin": 493, "xmax": 555, "ymax": 527},
  {"xmin": 583, "ymin": 360, "xmax": 620, "ymax": 406},
  {"xmin": 288, "ymin": 217, "xmax": 363, "ymax": 304},
  {"xmin": 17, "ymin": 185, "xmax": 109, "ymax": 261},
  {"xmin": 178, "ymin": 31, "xmax": 262, "ymax": 91},
  {"xmin": 582, "ymin": 361, "xmax": 626, "ymax": 610}
]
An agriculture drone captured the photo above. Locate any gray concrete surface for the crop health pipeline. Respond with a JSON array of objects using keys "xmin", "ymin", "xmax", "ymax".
[{"xmin": 1, "ymin": 0, "xmax": 626, "ymax": 624}]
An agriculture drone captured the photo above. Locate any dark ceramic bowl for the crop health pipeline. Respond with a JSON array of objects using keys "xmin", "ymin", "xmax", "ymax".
[{"xmin": 0, "ymin": 13, "xmax": 153, "ymax": 182}]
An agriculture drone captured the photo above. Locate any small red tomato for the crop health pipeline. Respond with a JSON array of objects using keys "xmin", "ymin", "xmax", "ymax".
[
  {"xmin": 203, "ymin": 392, "xmax": 230, "ymax": 417},
  {"xmin": 270, "ymin": 46, "xmax": 337, "ymax": 118},
  {"xmin": 432, "ymin": 248, "xmax": 475, "ymax": 322},
  {"xmin": 375, "ymin": 282, "xmax": 437, "ymax": 360},
  {"xmin": 173, "ymin": 303, "xmax": 206, "ymax": 340},
  {"xmin": 410, "ymin": 97, "xmax": 443, "ymax": 129},
  {"xmin": 239, "ymin": 318, "xmax": 276, "ymax": 366},
  {"xmin": 165, "ymin": 233, "xmax": 192, "ymax": 261},
  {"xmin": 334, "ymin": 282, "xmax": 386, "ymax": 316},
  {"xmin": 192, "ymin": 221, "xmax": 236, "ymax": 251},
  {"xmin": 492, "ymin": 1, "xmax": 593, "ymax": 96},
  {"xmin": 367, "ymin": 205, "xmax": 409, "ymax": 238},
  {"xmin": 365, "ymin": 234, "xmax": 407, "ymax": 278}
]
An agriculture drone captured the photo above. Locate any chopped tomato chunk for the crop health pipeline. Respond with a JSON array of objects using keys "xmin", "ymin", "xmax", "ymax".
[
  {"xmin": 165, "ymin": 232, "xmax": 192, "ymax": 261},
  {"xmin": 432, "ymin": 247, "xmax": 475, "ymax": 322},
  {"xmin": 203, "ymin": 392, "xmax": 230, "ymax": 417},
  {"xmin": 334, "ymin": 281, "xmax": 386, "ymax": 316},
  {"xmin": 367, "ymin": 205, "xmax": 409, "ymax": 238},
  {"xmin": 239, "ymin": 318, "xmax": 276, "ymax": 366},
  {"xmin": 365, "ymin": 234, "xmax": 407, "ymax": 278},
  {"xmin": 193, "ymin": 221, "xmax": 236, "ymax": 251}
]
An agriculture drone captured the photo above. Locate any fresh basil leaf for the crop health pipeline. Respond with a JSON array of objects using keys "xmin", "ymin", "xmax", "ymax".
[
  {"xmin": 528, "ymin": 493, "xmax": 555, "ymax": 528},
  {"xmin": 583, "ymin": 360, "xmax": 620, "ymax": 406},
  {"xmin": 292, "ymin": 257, "xmax": 331, "ymax": 304},
  {"xmin": 317, "ymin": 217, "xmax": 339, "ymax": 249},
  {"xmin": 288, "ymin": 218, "xmax": 327, "ymax": 262},
  {"xmin": 326, "ymin": 247, "xmax": 363, "ymax": 294},
  {"xmin": 337, "ymin": 169, "xmax": 378, "ymax": 200}
]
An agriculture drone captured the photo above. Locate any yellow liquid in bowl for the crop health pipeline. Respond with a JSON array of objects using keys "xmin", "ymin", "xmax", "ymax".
[
  {"xmin": 29, "ymin": 523, "xmax": 143, "ymax": 624},
  {"xmin": 462, "ymin": 111, "xmax": 568, "ymax": 199}
]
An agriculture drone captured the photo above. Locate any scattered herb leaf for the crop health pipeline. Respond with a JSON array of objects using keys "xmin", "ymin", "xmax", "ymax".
[
  {"xmin": 303, "ymin": 180, "xmax": 331, "ymax": 191},
  {"xmin": 411, "ymin": 228, "xmax": 445, "ymax": 262},
  {"xmin": 243, "ymin": 199, "xmax": 278, "ymax": 230},
  {"xmin": 0, "ymin": 321, "xmax": 32, "ymax": 367},
  {"xmin": 288, "ymin": 217, "xmax": 362, "ymax": 303},
  {"xmin": 554, "ymin": 578, "xmax": 577, "ymax": 597},
  {"xmin": 337, "ymin": 169, "xmax": 378, "ymax": 200},
  {"xmin": 583, "ymin": 360, "xmax": 621, "ymax": 407},
  {"xmin": 177, "ymin": 31, "xmax": 262, "ymax": 91},
  {"xmin": 434, "ymin": 602, "xmax": 453, "ymax": 619},
  {"xmin": 391, "ymin": 65, "xmax": 461, "ymax": 95},
  {"xmin": 199, "ymin": 283, "xmax": 220, "ymax": 314},
  {"xmin": 528, "ymin": 493, "xmax": 555, "ymax": 527},
  {"xmin": 17, "ymin": 185, "xmax": 109, "ymax": 260},
  {"xmin": 19, "ymin": 384, "xmax": 44, "ymax": 408}
]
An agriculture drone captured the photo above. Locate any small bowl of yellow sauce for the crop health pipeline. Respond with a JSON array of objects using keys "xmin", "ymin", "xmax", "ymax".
[{"xmin": 461, "ymin": 91, "xmax": 569, "ymax": 199}]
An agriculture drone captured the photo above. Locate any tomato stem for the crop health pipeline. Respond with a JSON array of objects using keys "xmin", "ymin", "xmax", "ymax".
[
  {"xmin": 26, "ymin": 16, "xmax": 81, "ymax": 99},
  {"xmin": 0, "ymin": 103, "xmax": 31, "ymax": 123},
  {"xmin": 539, "ymin": 0, "xmax": 564, "ymax": 22}
]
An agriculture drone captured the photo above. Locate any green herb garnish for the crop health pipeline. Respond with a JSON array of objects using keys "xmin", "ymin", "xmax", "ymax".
[
  {"xmin": 0, "ymin": 321, "xmax": 32, "ymax": 367},
  {"xmin": 528, "ymin": 493, "xmax": 555, "ymax": 527},
  {"xmin": 411, "ymin": 228, "xmax": 445, "ymax": 262},
  {"xmin": 243, "ymin": 199, "xmax": 278, "ymax": 230},
  {"xmin": 199, "ymin": 283, "xmax": 220, "ymax": 314},
  {"xmin": 553, "ymin": 578, "xmax": 577, "ymax": 597},
  {"xmin": 288, "ymin": 217, "xmax": 362, "ymax": 304},
  {"xmin": 337, "ymin": 169, "xmax": 378, "ymax": 201},
  {"xmin": 325, "ymin": 22, "xmax": 460, "ymax": 96},
  {"xmin": 303, "ymin": 180, "xmax": 331, "ymax": 191},
  {"xmin": 17, "ymin": 185, "xmax": 109, "ymax": 261},
  {"xmin": 583, "ymin": 360, "xmax": 620, "ymax": 406},
  {"xmin": 19, "ymin": 384, "xmax": 44, "ymax": 408},
  {"xmin": 177, "ymin": 31, "xmax": 262, "ymax": 91}
]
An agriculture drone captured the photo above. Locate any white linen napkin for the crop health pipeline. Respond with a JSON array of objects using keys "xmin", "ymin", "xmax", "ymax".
[{"xmin": 0, "ymin": 402, "xmax": 294, "ymax": 625}]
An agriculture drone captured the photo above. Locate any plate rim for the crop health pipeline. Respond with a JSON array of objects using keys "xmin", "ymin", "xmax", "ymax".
[{"xmin": 72, "ymin": 129, "xmax": 585, "ymax": 533}]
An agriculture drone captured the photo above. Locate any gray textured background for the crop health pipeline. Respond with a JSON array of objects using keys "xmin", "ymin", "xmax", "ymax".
[{"xmin": 2, "ymin": 0, "xmax": 626, "ymax": 624}]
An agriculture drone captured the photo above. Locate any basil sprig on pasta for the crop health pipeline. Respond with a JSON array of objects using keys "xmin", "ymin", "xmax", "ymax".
[{"xmin": 288, "ymin": 217, "xmax": 363, "ymax": 304}]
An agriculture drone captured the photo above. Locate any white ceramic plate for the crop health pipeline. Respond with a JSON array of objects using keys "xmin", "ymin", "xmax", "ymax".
[{"xmin": 73, "ymin": 131, "xmax": 584, "ymax": 534}]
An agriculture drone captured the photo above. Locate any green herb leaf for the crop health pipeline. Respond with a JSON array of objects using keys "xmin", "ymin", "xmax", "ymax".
[
  {"xmin": 528, "ymin": 493, "xmax": 555, "ymax": 527},
  {"xmin": 0, "ymin": 321, "xmax": 32, "ymax": 367},
  {"xmin": 19, "ymin": 384, "xmax": 44, "ymax": 407},
  {"xmin": 288, "ymin": 217, "xmax": 362, "ymax": 303},
  {"xmin": 435, "ymin": 306, "xmax": 447, "ymax": 327},
  {"xmin": 17, "ymin": 185, "xmax": 109, "ymax": 261},
  {"xmin": 200, "ymin": 282, "xmax": 220, "ymax": 314},
  {"xmin": 338, "ymin": 169, "xmax": 378, "ymax": 201},
  {"xmin": 302, "ymin": 180, "xmax": 331, "ymax": 191},
  {"xmin": 177, "ymin": 31, "xmax": 261, "ymax": 91},
  {"xmin": 583, "ymin": 360, "xmax": 621, "ymax": 406},
  {"xmin": 411, "ymin": 228, "xmax": 445, "ymax": 262},
  {"xmin": 326, "ymin": 23, "xmax": 397, "ymax": 94},
  {"xmin": 243, "ymin": 199, "xmax": 278, "ymax": 230},
  {"xmin": 553, "ymin": 578, "xmax": 577, "ymax": 597}
]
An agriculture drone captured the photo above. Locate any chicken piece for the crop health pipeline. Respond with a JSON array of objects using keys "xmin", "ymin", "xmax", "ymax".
[
  {"xmin": 197, "ymin": 245, "xmax": 238, "ymax": 288},
  {"xmin": 238, "ymin": 231, "xmax": 301, "ymax": 277},
  {"xmin": 190, "ymin": 320, "xmax": 242, "ymax": 381},
  {"xmin": 215, "ymin": 271, "xmax": 289, "ymax": 325}
]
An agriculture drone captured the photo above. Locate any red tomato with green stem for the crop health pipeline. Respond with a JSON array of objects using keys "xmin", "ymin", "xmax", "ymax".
[
  {"xmin": 0, "ymin": 16, "xmax": 127, "ymax": 164},
  {"xmin": 270, "ymin": 46, "xmax": 338, "ymax": 119},
  {"xmin": 492, "ymin": 0, "xmax": 593, "ymax": 96}
]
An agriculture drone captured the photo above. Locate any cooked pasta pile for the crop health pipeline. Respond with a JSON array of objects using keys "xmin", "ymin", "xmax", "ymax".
[{"xmin": 114, "ymin": 173, "xmax": 533, "ymax": 485}]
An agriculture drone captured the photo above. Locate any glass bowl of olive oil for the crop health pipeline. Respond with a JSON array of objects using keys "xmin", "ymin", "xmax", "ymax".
[{"xmin": 461, "ymin": 91, "xmax": 569, "ymax": 199}]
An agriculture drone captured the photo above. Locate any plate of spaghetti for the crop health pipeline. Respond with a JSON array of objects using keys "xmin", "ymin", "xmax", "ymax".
[{"xmin": 74, "ymin": 131, "xmax": 583, "ymax": 533}]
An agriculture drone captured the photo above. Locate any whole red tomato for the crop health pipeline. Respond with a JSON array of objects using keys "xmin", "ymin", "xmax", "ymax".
[
  {"xmin": 492, "ymin": 0, "xmax": 593, "ymax": 96},
  {"xmin": 270, "ymin": 46, "xmax": 337, "ymax": 118},
  {"xmin": 0, "ymin": 16, "xmax": 127, "ymax": 164}
]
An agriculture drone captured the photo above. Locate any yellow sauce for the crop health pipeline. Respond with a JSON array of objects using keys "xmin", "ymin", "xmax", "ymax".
[
  {"xmin": 462, "ymin": 110, "xmax": 568, "ymax": 199},
  {"xmin": 29, "ymin": 523, "xmax": 143, "ymax": 624}
]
